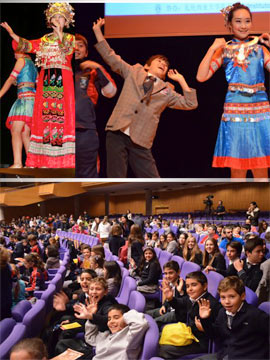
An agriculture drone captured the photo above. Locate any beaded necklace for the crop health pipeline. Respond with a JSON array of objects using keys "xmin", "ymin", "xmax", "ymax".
[{"xmin": 223, "ymin": 36, "xmax": 260, "ymax": 71}]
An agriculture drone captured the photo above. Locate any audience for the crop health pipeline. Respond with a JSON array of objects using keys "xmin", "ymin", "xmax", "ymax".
[{"xmin": 1, "ymin": 206, "xmax": 270, "ymax": 360}]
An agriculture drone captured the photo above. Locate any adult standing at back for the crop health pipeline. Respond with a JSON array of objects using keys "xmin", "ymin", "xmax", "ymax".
[{"xmin": 246, "ymin": 201, "xmax": 260, "ymax": 226}]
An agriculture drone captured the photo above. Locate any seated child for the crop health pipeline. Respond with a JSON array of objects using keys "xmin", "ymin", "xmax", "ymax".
[
  {"xmin": 45, "ymin": 245, "xmax": 60, "ymax": 270},
  {"xmin": 28, "ymin": 234, "xmax": 42, "ymax": 256},
  {"xmin": 56, "ymin": 304, "xmax": 149, "ymax": 360},
  {"xmin": 85, "ymin": 304, "xmax": 149, "ymax": 359},
  {"xmin": 201, "ymin": 238, "xmax": 226, "ymax": 275},
  {"xmin": 10, "ymin": 338, "xmax": 48, "ymax": 360},
  {"xmin": 227, "ymin": 237, "xmax": 265, "ymax": 291},
  {"xmin": 147, "ymin": 260, "xmax": 186, "ymax": 328},
  {"xmin": 219, "ymin": 241, "xmax": 243, "ymax": 277},
  {"xmin": 44, "ymin": 269, "xmax": 97, "ymax": 358},
  {"xmin": 78, "ymin": 244, "xmax": 92, "ymax": 270},
  {"xmin": 225, "ymin": 241, "xmax": 242, "ymax": 265},
  {"xmin": 197, "ymin": 276, "xmax": 269, "ymax": 360},
  {"xmin": 90, "ymin": 255, "xmax": 104, "ymax": 277},
  {"xmin": 54, "ymin": 277, "xmax": 118, "ymax": 357},
  {"xmin": 182, "ymin": 236, "xmax": 202, "ymax": 265},
  {"xmin": 23, "ymin": 253, "xmax": 48, "ymax": 297},
  {"xmin": 158, "ymin": 271, "xmax": 221, "ymax": 359},
  {"xmin": 11, "ymin": 263, "xmax": 26, "ymax": 307},
  {"xmin": 103, "ymin": 260, "xmax": 122, "ymax": 297},
  {"xmin": 130, "ymin": 247, "xmax": 161, "ymax": 293},
  {"xmin": 91, "ymin": 245, "xmax": 105, "ymax": 259}
]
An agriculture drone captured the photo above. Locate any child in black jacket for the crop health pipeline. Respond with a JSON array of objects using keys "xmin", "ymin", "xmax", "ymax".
[
  {"xmin": 130, "ymin": 247, "xmax": 161, "ymax": 293},
  {"xmin": 159, "ymin": 271, "xmax": 221, "ymax": 359},
  {"xmin": 198, "ymin": 276, "xmax": 269, "ymax": 360},
  {"xmin": 54, "ymin": 277, "xmax": 118, "ymax": 357}
]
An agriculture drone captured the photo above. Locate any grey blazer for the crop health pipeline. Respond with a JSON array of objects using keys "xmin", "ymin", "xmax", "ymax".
[{"xmin": 95, "ymin": 40, "xmax": 198, "ymax": 149}]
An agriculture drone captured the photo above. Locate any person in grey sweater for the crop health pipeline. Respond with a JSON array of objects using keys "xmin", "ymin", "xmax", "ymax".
[{"xmin": 75, "ymin": 303, "xmax": 149, "ymax": 359}]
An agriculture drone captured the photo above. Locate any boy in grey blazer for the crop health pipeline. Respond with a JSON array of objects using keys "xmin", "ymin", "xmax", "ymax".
[{"xmin": 93, "ymin": 18, "xmax": 198, "ymax": 178}]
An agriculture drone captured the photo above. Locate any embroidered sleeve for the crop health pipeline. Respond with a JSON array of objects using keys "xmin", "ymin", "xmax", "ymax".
[
  {"xmin": 209, "ymin": 48, "xmax": 223, "ymax": 74},
  {"xmin": 12, "ymin": 37, "xmax": 41, "ymax": 54},
  {"xmin": 58, "ymin": 33, "xmax": 75, "ymax": 56}
]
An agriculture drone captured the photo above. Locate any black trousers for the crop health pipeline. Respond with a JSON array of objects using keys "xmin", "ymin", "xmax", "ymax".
[
  {"xmin": 75, "ymin": 128, "xmax": 99, "ymax": 178},
  {"xmin": 158, "ymin": 341, "xmax": 207, "ymax": 359},
  {"xmin": 106, "ymin": 130, "xmax": 160, "ymax": 178},
  {"xmin": 55, "ymin": 338, "xmax": 93, "ymax": 360}
]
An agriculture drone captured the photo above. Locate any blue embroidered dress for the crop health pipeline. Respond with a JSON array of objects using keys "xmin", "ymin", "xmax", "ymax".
[
  {"xmin": 6, "ymin": 57, "xmax": 37, "ymax": 130},
  {"xmin": 212, "ymin": 37, "xmax": 270, "ymax": 169}
]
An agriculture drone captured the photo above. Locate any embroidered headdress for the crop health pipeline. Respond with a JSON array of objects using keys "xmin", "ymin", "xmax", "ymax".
[
  {"xmin": 220, "ymin": 4, "xmax": 234, "ymax": 26},
  {"xmin": 45, "ymin": 2, "xmax": 75, "ymax": 28}
]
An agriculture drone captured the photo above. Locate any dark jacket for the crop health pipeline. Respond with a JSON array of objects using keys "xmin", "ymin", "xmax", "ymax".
[
  {"xmin": 203, "ymin": 253, "xmax": 226, "ymax": 275},
  {"xmin": 168, "ymin": 291, "xmax": 221, "ymax": 351},
  {"xmin": 185, "ymin": 249, "xmax": 203, "ymax": 265},
  {"xmin": 227, "ymin": 259, "xmax": 263, "ymax": 292},
  {"xmin": 137, "ymin": 260, "xmax": 161, "ymax": 286},
  {"xmin": 201, "ymin": 301, "xmax": 269, "ymax": 359},
  {"xmin": 12, "ymin": 241, "xmax": 24, "ymax": 260},
  {"xmin": 91, "ymin": 294, "xmax": 118, "ymax": 332},
  {"xmin": 108, "ymin": 235, "xmax": 125, "ymax": 256},
  {"xmin": 246, "ymin": 207, "xmax": 260, "ymax": 226},
  {"xmin": 131, "ymin": 241, "xmax": 144, "ymax": 266}
]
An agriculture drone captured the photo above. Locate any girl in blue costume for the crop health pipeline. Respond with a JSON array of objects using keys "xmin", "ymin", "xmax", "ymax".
[
  {"xmin": 0, "ymin": 48, "xmax": 37, "ymax": 168},
  {"xmin": 197, "ymin": 2, "xmax": 270, "ymax": 179}
]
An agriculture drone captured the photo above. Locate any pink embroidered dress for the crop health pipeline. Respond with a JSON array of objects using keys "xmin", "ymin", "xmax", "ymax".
[{"xmin": 13, "ymin": 32, "xmax": 75, "ymax": 168}]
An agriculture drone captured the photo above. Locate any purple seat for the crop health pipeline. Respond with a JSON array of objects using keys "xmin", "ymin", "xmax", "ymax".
[
  {"xmin": 158, "ymin": 228, "xmax": 165, "ymax": 236},
  {"xmin": 47, "ymin": 268, "xmax": 58, "ymax": 276},
  {"xmin": 141, "ymin": 289, "xmax": 161, "ymax": 302},
  {"xmin": 127, "ymin": 290, "xmax": 146, "ymax": 313},
  {"xmin": 57, "ymin": 265, "xmax": 67, "ymax": 285},
  {"xmin": 198, "ymin": 243, "xmax": 205, "ymax": 251},
  {"xmin": 170, "ymin": 226, "xmax": 178, "ymax": 235},
  {"xmin": 0, "ymin": 323, "xmax": 26, "ymax": 360},
  {"xmin": 50, "ymin": 273, "xmax": 63, "ymax": 294},
  {"xmin": 219, "ymin": 247, "xmax": 226, "ymax": 256},
  {"xmin": 140, "ymin": 314, "xmax": 160, "ymax": 360},
  {"xmin": 245, "ymin": 286, "xmax": 258, "ymax": 307},
  {"xmin": 203, "ymin": 271, "xmax": 224, "ymax": 299},
  {"xmin": 11, "ymin": 300, "xmax": 32, "ymax": 322},
  {"xmin": 154, "ymin": 247, "xmax": 162, "ymax": 259},
  {"xmin": 41, "ymin": 283, "xmax": 56, "ymax": 314},
  {"xmin": 193, "ymin": 233, "xmax": 200, "ymax": 242},
  {"xmin": 121, "ymin": 266, "xmax": 129, "ymax": 278},
  {"xmin": 159, "ymin": 251, "xmax": 173, "ymax": 270},
  {"xmin": 117, "ymin": 260, "xmax": 124, "ymax": 267},
  {"xmin": 258, "ymin": 301, "xmax": 270, "ymax": 314},
  {"xmin": 180, "ymin": 261, "xmax": 201, "ymax": 280},
  {"xmin": 171, "ymin": 255, "xmax": 185, "ymax": 270},
  {"xmin": 0, "ymin": 318, "xmax": 16, "ymax": 344},
  {"xmin": 116, "ymin": 276, "xmax": 137, "ymax": 305},
  {"xmin": 22, "ymin": 299, "xmax": 46, "ymax": 337}
]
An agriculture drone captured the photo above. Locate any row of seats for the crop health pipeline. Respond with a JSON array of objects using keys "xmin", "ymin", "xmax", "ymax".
[{"xmin": 0, "ymin": 250, "xmax": 70, "ymax": 359}]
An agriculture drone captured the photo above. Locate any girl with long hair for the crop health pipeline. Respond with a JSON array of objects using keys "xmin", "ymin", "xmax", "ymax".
[
  {"xmin": 103, "ymin": 260, "xmax": 122, "ymax": 297},
  {"xmin": 202, "ymin": 238, "xmax": 226, "ymax": 274},
  {"xmin": 182, "ymin": 236, "xmax": 202, "ymax": 265}
]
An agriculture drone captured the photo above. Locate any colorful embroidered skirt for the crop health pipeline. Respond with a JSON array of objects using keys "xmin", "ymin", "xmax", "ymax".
[
  {"xmin": 6, "ymin": 92, "xmax": 35, "ymax": 130},
  {"xmin": 213, "ymin": 100, "xmax": 270, "ymax": 169},
  {"xmin": 25, "ymin": 67, "xmax": 75, "ymax": 168}
]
